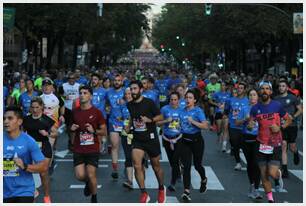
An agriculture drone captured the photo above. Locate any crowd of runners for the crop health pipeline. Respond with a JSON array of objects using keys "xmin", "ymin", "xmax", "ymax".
[{"xmin": 3, "ymin": 65, "xmax": 303, "ymax": 203}]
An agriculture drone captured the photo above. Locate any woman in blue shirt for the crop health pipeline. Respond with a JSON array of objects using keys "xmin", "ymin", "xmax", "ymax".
[
  {"xmin": 157, "ymin": 92, "xmax": 183, "ymax": 192},
  {"xmin": 236, "ymin": 89, "xmax": 262, "ymax": 200},
  {"xmin": 179, "ymin": 89, "xmax": 209, "ymax": 202}
]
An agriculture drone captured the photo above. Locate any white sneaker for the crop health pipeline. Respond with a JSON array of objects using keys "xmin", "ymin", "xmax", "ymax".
[
  {"xmin": 221, "ymin": 142, "xmax": 227, "ymax": 152},
  {"xmin": 234, "ymin": 163, "xmax": 242, "ymax": 171}
]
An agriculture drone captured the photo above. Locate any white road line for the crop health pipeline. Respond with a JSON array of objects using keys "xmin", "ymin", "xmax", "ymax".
[
  {"xmin": 133, "ymin": 165, "xmax": 158, "ymax": 189},
  {"xmin": 289, "ymin": 170, "xmax": 303, "ymax": 181},
  {"xmin": 258, "ymin": 187, "xmax": 287, "ymax": 193},
  {"xmin": 298, "ymin": 150, "xmax": 303, "ymax": 156},
  {"xmin": 159, "ymin": 135, "xmax": 169, "ymax": 162},
  {"xmin": 56, "ymin": 158, "xmax": 169, "ymax": 163},
  {"xmin": 70, "ymin": 185, "xmax": 102, "ymax": 189},
  {"xmin": 191, "ymin": 166, "xmax": 224, "ymax": 190},
  {"xmin": 166, "ymin": 196, "xmax": 179, "ymax": 203},
  {"xmin": 98, "ymin": 164, "xmax": 109, "ymax": 168},
  {"xmin": 54, "ymin": 149, "xmax": 69, "ymax": 158}
]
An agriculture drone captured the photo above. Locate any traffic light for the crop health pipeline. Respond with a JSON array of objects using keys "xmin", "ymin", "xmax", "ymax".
[{"xmin": 205, "ymin": 4, "xmax": 212, "ymax": 16}]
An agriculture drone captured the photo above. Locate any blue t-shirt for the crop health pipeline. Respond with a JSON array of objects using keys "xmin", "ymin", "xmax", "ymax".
[
  {"xmin": 54, "ymin": 79, "xmax": 64, "ymax": 88},
  {"xmin": 19, "ymin": 91, "xmax": 39, "ymax": 116},
  {"xmin": 143, "ymin": 89, "xmax": 159, "ymax": 106},
  {"xmin": 121, "ymin": 102, "xmax": 131, "ymax": 127},
  {"xmin": 225, "ymin": 97, "xmax": 249, "ymax": 129},
  {"xmin": 4, "ymin": 132, "xmax": 45, "ymax": 198},
  {"xmin": 167, "ymin": 78, "xmax": 182, "ymax": 90},
  {"xmin": 187, "ymin": 80, "xmax": 197, "ymax": 89},
  {"xmin": 179, "ymin": 98, "xmax": 187, "ymax": 109},
  {"xmin": 212, "ymin": 91, "xmax": 231, "ymax": 113},
  {"xmin": 76, "ymin": 76, "xmax": 88, "ymax": 85},
  {"xmin": 92, "ymin": 87, "xmax": 107, "ymax": 118},
  {"xmin": 155, "ymin": 79, "xmax": 169, "ymax": 103},
  {"xmin": 161, "ymin": 105, "xmax": 183, "ymax": 137},
  {"xmin": 106, "ymin": 88, "xmax": 125, "ymax": 130},
  {"xmin": 238, "ymin": 104, "xmax": 259, "ymax": 136},
  {"xmin": 180, "ymin": 106, "xmax": 206, "ymax": 134},
  {"xmin": 4, "ymin": 86, "xmax": 9, "ymax": 108}
]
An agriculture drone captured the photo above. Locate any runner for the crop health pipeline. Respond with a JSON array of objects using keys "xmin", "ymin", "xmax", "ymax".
[
  {"xmin": 210, "ymin": 81, "xmax": 231, "ymax": 151},
  {"xmin": 4, "ymin": 106, "xmax": 48, "ymax": 203},
  {"xmin": 248, "ymin": 81, "xmax": 292, "ymax": 203},
  {"xmin": 224, "ymin": 82, "xmax": 249, "ymax": 170},
  {"xmin": 274, "ymin": 80, "xmax": 302, "ymax": 178},
  {"xmin": 106, "ymin": 74, "xmax": 125, "ymax": 179},
  {"xmin": 23, "ymin": 97, "xmax": 58, "ymax": 203},
  {"xmin": 125, "ymin": 80, "xmax": 166, "ymax": 203},
  {"xmin": 19, "ymin": 79, "xmax": 39, "ymax": 116},
  {"xmin": 179, "ymin": 89, "xmax": 209, "ymax": 202},
  {"xmin": 8, "ymin": 78, "xmax": 27, "ymax": 106},
  {"xmin": 176, "ymin": 84, "xmax": 187, "ymax": 109},
  {"xmin": 157, "ymin": 91, "xmax": 183, "ymax": 192},
  {"xmin": 206, "ymin": 73, "xmax": 221, "ymax": 130},
  {"xmin": 236, "ymin": 89, "xmax": 262, "ymax": 199},
  {"xmin": 70, "ymin": 85, "xmax": 107, "ymax": 203}
]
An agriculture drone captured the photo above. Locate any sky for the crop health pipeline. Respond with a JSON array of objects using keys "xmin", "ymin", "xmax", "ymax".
[{"xmin": 150, "ymin": 2, "xmax": 165, "ymax": 14}]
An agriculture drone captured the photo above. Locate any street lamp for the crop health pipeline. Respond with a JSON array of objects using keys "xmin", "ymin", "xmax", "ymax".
[{"xmin": 176, "ymin": 36, "xmax": 180, "ymax": 40}]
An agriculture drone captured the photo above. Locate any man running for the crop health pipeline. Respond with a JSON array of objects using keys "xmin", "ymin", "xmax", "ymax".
[
  {"xmin": 274, "ymin": 80, "xmax": 302, "ymax": 178},
  {"xmin": 70, "ymin": 85, "xmax": 107, "ymax": 203},
  {"xmin": 125, "ymin": 80, "xmax": 166, "ymax": 203},
  {"xmin": 4, "ymin": 106, "xmax": 48, "ymax": 203},
  {"xmin": 249, "ymin": 82, "xmax": 292, "ymax": 203}
]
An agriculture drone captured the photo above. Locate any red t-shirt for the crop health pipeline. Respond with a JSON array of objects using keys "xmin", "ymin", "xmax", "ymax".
[{"xmin": 72, "ymin": 106, "xmax": 105, "ymax": 153}]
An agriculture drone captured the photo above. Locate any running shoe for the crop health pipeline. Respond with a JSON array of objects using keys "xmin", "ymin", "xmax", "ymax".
[
  {"xmin": 140, "ymin": 192, "xmax": 150, "ymax": 203},
  {"xmin": 247, "ymin": 184, "xmax": 255, "ymax": 199},
  {"xmin": 157, "ymin": 185, "xmax": 166, "ymax": 203},
  {"xmin": 268, "ymin": 200, "xmax": 275, "ymax": 203},
  {"xmin": 200, "ymin": 177, "xmax": 208, "ymax": 193},
  {"xmin": 111, "ymin": 171, "xmax": 119, "ymax": 179},
  {"xmin": 253, "ymin": 189, "xmax": 263, "ymax": 199},
  {"xmin": 123, "ymin": 181, "xmax": 133, "ymax": 190},
  {"xmin": 43, "ymin": 196, "xmax": 51, "ymax": 203},
  {"xmin": 181, "ymin": 191, "xmax": 191, "ymax": 202},
  {"xmin": 167, "ymin": 184, "xmax": 176, "ymax": 192},
  {"xmin": 282, "ymin": 168, "xmax": 289, "ymax": 178},
  {"xmin": 234, "ymin": 163, "xmax": 242, "ymax": 171},
  {"xmin": 294, "ymin": 151, "xmax": 300, "ymax": 165},
  {"xmin": 84, "ymin": 181, "xmax": 91, "ymax": 196}
]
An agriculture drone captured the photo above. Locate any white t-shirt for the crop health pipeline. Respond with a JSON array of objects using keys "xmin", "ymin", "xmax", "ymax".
[
  {"xmin": 63, "ymin": 82, "xmax": 80, "ymax": 110},
  {"xmin": 40, "ymin": 93, "xmax": 60, "ymax": 124}
]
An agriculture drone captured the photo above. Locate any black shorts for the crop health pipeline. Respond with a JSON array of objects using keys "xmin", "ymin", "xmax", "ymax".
[
  {"xmin": 256, "ymin": 143, "xmax": 281, "ymax": 167},
  {"xmin": 64, "ymin": 108, "xmax": 73, "ymax": 127},
  {"xmin": 41, "ymin": 141, "xmax": 53, "ymax": 158},
  {"xmin": 215, "ymin": 112, "xmax": 224, "ymax": 120},
  {"xmin": 4, "ymin": 196, "xmax": 34, "ymax": 203},
  {"xmin": 73, "ymin": 153, "xmax": 99, "ymax": 168},
  {"xmin": 282, "ymin": 126, "xmax": 298, "ymax": 143},
  {"xmin": 132, "ymin": 138, "xmax": 161, "ymax": 158}
]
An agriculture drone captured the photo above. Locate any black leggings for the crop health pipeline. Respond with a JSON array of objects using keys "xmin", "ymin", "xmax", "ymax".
[
  {"xmin": 180, "ymin": 132, "xmax": 206, "ymax": 190},
  {"xmin": 241, "ymin": 138, "xmax": 261, "ymax": 189},
  {"xmin": 163, "ymin": 137, "xmax": 182, "ymax": 185},
  {"xmin": 121, "ymin": 135, "xmax": 133, "ymax": 168},
  {"xmin": 4, "ymin": 196, "xmax": 34, "ymax": 203},
  {"xmin": 229, "ymin": 128, "xmax": 243, "ymax": 163}
]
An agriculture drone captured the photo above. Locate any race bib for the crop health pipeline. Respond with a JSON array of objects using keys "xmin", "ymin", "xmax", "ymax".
[
  {"xmin": 123, "ymin": 120, "xmax": 130, "ymax": 126},
  {"xmin": 3, "ymin": 159, "xmax": 19, "ymax": 177},
  {"xmin": 159, "ymin": 95, "xmax": 167, "ymax": 102},
  {"xmin": 133, "ymin": 119, "xmax": 147, "ymax": 132},
  {"xmin": 80, "ymin": 132, "xmax": 94, "ymax": 145},
  {"xmin": 259, "ymin": 144, "xmax": 274, "ymax": 154},
  {"xmin": 113, "ymin": 125, "xmax": 123, "ymax": 132},
  {"xmin": 168, "ymin": 120, "xmax": 180, "ymax": 131},
  {"xmin": 36, "ymin": 141, "xmax": 42, "ymax": 149},
  {"xmin": 127, "ymin": 134, "xmax": 133, "ymax": 145}
]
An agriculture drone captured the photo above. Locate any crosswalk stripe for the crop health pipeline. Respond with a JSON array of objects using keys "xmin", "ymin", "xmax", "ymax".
[
  {"xmin": 159, "ymin": 135, "xmax": 169, "ymax": 162},
  {"xmin": 132, "ymin": 165, "xmax": 158, "ymax": 189},
  {"xmin": 56, "ymin": 158, "xmax": 169, "ymax": 163},
  {"xmin": 166, "ymin": 196, "xmax": 179, "ymax": 203},
  {"xmin": 191, "ymin": 166, "xmax": 224, "ymax": 190},
  {"xmin": 70, "ymin": 185, "xmax": 102, "ymax": 189},
  {"xmin": 55, "ymin": 149, "xmax": 69, "ymax": 158},
  {"xmin": 298, "ymin": 150, "xmax": 303, "ymax": 156},
  {"xmin": 98, "ymin": 164, "xmax": 109, "ymax": 168},
  {"xmin": 289, "ymin": 170, "xmax": 303, "ymax": 181},
  {"xmin": 258, "ymin": 187, "xmax": 287, "ymax": 193}
]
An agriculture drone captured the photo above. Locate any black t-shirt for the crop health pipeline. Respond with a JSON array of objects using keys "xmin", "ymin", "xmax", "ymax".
[
  {"xmin": 127, "ymin": 97, "xmax": 160, "ymax": 142},
  {"xmin": 23, "ymin": 114, "xmax": 55, "ymax": 142}
]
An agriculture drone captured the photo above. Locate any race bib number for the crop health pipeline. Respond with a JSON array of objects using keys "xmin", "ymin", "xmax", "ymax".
[
  {"xmin": 113, "ymin": 125, "xmax": 123, "ymax": 132},
  {"xmin": 159, "ymin": 95, "xmax": 167, "ymax": 102},
  {"xmin": 36, "ymin": 141, "xmax": 42, "ymax": 149},
  {"xmin": 80, "ymin": 132, "xmax": 94, "ymax": 145},
  {"xmin": 133, "ymin": 119, "xmax": 147, "ymax": 132},
  {"xmin": 168, "ymin": 120, "xmax": 180, "ymax": 132},
  {"xmin": 3, "ymin": 159, "xmax": 19, "ymax": 177},
  {"xmin": 127, "ymin": 134, "xmax": 133, "ymax": 145},
  {"xmin": 259, "ymin": 144, "xmax": 274, "ymax": 154}
]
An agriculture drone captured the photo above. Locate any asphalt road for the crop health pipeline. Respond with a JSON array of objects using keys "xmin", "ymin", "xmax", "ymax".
[{"xmin": 35, "ymin": 128, "xmax": 303, "ymax": 203}]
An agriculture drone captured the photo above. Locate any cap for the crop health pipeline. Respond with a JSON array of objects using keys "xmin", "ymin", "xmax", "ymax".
[
  {"xmin": 42, "ymin": 77, "xmax": 54, "ymax": 85},
  {"xmin": 209, "ymin": 73, "xmax": 218, "ymax": 79},
  {"xmin": 259, "ymin": 81, "xmax": 272, "ymax": 90}
]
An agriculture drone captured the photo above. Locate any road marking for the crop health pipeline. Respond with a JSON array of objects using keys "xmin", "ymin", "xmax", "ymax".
[
  {"xmin": 55, "ymin": 149, "xmax": 69, "ymax": 158},
  {"xmin": 159, "ymin": 135, "xmax": 169, "ymax": 162},
  {"xmin": 241, "ymin": 167, "xmax": 247, "ymax": 171},
  {"xmin": 98, "ymin": 164, "xmax": 109, "ymax": 168},
  {"xmin": 70, "ymin": 185, "xmax": 102, "ymax": 189},
  {"xmin": 133, "ymin": 165, "xmax": 158, "ymax": 189},
  {"xmin": 166, "ymin": 196, "xmax": 179, "ymax": 203},
  {"xmin": 289, "ymin": 170, "xmax": 303, "ymax": 181},
  {"xmin": 191, "ymin": 166, "xmax": 224, "ymax": 190},
  {"xmin": 298, "ymin": 150, "xmax": 303, "ymax": 156},
  {"xmin": 56, "ymin": 158, "xmax": 169, "ymax": 163},
  {"xmin": 258, "ymin": 187, "xmax": 287, "ymax": 193}
]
